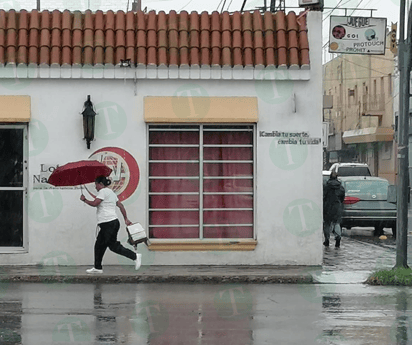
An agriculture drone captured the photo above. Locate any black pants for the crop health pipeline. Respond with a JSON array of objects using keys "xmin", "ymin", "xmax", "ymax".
[{"xmin": 94, "ymin": 219, "xmax": 136, "ymax": 269}]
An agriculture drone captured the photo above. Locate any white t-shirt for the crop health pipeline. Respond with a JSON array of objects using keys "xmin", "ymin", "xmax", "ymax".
[{"xmin": 96, "ymin": 188, "xmax": 118, "ymax": 224}]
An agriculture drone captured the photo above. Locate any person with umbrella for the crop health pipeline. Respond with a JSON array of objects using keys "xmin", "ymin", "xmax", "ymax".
[{"xmin": 80, "ymin": 175, "xmax": 142, "ymax": 273}]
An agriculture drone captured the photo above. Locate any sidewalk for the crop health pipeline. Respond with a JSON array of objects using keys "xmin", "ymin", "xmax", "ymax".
[
  {"xmin": 0, "ymin": 264, "xmax": 314, "ymax": 284},
  {"xmin": 0, "ymin": 229, "xmax": 406, "ymax": 284}
]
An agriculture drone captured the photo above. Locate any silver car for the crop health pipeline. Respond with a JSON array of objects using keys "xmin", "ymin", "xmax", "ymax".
[{"xmin": 339, "ymin": 176, "xmax": 396, "ymax": 237}]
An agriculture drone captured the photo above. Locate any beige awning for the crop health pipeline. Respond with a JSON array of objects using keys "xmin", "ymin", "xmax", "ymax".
[
  {"xmin": 0, "ymin": 96, "xmax": 31, "ymax": 122},
  {"xmin": 342, "ymin": 127, "xmax": 394, "ymax": 144},
  {"xmin": 144, "ymin": 96, "xmax": 258, "ymax": 123}
]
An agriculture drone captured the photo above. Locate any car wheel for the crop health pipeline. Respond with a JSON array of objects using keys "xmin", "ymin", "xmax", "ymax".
[{"xmin": 374, "ymin": 225, "xmax": 384, "ymax": 236}]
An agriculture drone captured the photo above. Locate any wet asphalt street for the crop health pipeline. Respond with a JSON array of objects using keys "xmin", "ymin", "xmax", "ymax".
[
  {"xmin": 1, "ymin": 210, "xmax": 412, "ymax": 344},
  {"xmin": 1, "ymin": 281, "xmax": 412, "ymax": 345},
  {"xmin": 1, "ymin": 232, "xmax": 412, "ymax": 345}
]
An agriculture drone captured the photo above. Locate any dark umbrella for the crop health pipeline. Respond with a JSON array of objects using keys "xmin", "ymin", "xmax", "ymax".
[{"xmin": 48, "ymin": 160, "xmax": 112, "ymax": 187}]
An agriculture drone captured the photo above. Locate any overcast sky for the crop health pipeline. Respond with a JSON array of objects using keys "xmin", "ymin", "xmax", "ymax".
[
  {"xmin": 2, "ymin": 0, "xmax": 402, "ymax": 23},
  {"xmin": 1, "ymin": 0, "xmax": 406, "ymax": 62}
]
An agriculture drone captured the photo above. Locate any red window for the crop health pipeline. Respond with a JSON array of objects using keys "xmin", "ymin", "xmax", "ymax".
[{"xmin": 148, "ymin": 124, "xmax": 254, "ymax": 240}]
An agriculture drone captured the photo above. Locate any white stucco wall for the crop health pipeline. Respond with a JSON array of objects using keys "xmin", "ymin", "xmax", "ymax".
[{"xmin": 0, "ymin": 12, "xmax": 323, "ymax": 267}]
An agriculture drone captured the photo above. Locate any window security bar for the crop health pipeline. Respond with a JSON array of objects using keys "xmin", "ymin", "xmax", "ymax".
[
  {"xmin": 203, "ymin": 192, "xmax": 253, "ymax": 195},
  {"xmin": 148, "ymin": 224, "xmax": 253, "ymax": 228},
  {"xmin": 203, "ymin": 224, "xmax": 253, "ymax": 227},
  {"xmin": 203, "ymin": 160, "xmax": 253, "ymax": 163},
  {"xmin": 0, "ymin": 187, "xmax": 25, "ymax": 191},
  {"xmin": 203, "ymin": 144, "xmax": 253, "ymax": 147},
  {"xmin": 148, "ymin": 224, "xmax": 200, "ymax": 227},
  {"xmin": 203, "ymin": 176, "xmax": 253, "ymax": 179},
  {"xmin": 149, "ymin": 208, "xmax": 253, "ymax": 212},
  {"xmin": 149, "ymin": 208, "xmax": 200, "ymax": 211},
  {"xmin": 203, "ymin": 208, "xmax": 253, "ymax": 211},
  {"xmin": 203, "ymin": 129, "xmax": 253, "ymax": 132},
  {"xmin": 150, "ymin": 144, "xmax": 200, "ymax": 147},
  {"xmin": 149, "ymin": 176, "xmax": 200, "ymax": 179},
  {"xmin": 149, "ymin": 160, "xmax": 200, "ymax": 163},
  {"xmin": 149, "ymin": 192, "xmax": 200, "ymax": 195},
  {"xmin": 149, "ymin": 128, "xmax": 200, "ymax": 131}
]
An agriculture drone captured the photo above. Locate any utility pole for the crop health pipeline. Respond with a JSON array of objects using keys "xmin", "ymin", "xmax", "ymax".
[
  {"xmin": 396, "ymin": 0, "xmax": 410, "ymax": 268},
  {"xmin": 270, "ymin": 0, "xmax": 285, "ymax": 12},
  {"xmin": 131, "ymin": 0, "xmax": 141, "ymax": 11}
]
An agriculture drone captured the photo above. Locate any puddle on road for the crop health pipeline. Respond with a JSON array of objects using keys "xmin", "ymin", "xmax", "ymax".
[{"xmin": 311, "ymin": 270, "xmax": 372, "ymax": 284}]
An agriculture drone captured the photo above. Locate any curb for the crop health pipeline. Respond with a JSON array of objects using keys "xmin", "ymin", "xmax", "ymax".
[
  {"xmin": 0, "ymin": 265, "xmax": 315, "ymax": 284},
  {"xmin": 3, "ymin": 274, "xmax": 314, "ymax": 284}
]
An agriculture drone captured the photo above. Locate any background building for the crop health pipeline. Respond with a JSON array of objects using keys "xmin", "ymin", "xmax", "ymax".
[{"xmin": 323, "ymin": 29, "xmax": 397, "ymax": 183}]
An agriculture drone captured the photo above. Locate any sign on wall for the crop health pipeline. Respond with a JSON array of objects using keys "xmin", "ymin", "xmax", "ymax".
[
  {"xmin": 32, "ymin": 147, "xmax": 140, "ymax": 202},
  {"xmin": 329, "ymin": 16, "xmax": 387, "ymax": 55}
]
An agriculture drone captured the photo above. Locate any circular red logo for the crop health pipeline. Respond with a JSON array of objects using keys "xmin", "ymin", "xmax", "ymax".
[{"xmin": 87, "ymin": 147, "xmax": 140, "ymax": 201}]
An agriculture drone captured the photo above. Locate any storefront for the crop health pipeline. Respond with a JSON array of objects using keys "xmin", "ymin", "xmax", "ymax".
[
  {"xmin": 342, "ymin": 127, "xmax": 396, "ymax": 183},
  {"xmin": 0, "ymin": 9, "xmax": 322, "ymax": 266}
]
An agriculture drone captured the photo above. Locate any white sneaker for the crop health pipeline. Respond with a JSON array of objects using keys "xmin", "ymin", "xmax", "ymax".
[
  {"xmin": 86, "ymin": 267, "xmax": 103, "ymax": 274},
  {"xmin": 135, "ymin": 254, "xmax": 142, "ymax": 271}
]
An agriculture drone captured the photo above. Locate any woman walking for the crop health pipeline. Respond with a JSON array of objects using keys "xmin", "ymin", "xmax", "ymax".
[{"xmin": 80, "ymin": 175, "xmax": 141, "ymax": 273}]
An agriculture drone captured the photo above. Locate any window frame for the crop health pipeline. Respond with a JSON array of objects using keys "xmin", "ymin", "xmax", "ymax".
[
  {"xmin": 0, "ymin": 124, "xmax": 28, "ymax": 253},
  {"xmin": 146, "ymin": 123, "xmax": 257, "ymax": 249}
]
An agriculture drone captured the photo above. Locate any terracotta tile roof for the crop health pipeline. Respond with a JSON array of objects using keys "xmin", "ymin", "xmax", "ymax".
[{"xmin": 0, "ymin": 9, "xmax": 310, "ymax": 69}]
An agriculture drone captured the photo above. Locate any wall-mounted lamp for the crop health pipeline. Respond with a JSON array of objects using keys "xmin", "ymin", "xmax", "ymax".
[
  {"xmin": 120, "ymin": 59, "xmax": 131, "ymax": 67},
  {"xmin": 81, "ymin": 95, "xmax": 97, "ymax": 149}
]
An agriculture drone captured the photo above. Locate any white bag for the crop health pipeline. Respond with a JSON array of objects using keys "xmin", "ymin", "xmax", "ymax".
[{"xmin": 126, "ymin": 223, "xmax": 148, "ymax": 246}]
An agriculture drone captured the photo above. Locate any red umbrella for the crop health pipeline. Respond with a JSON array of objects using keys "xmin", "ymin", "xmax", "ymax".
[{"xmin": 48, "ymin": 160, "xmax": 112, "ymax": 187}]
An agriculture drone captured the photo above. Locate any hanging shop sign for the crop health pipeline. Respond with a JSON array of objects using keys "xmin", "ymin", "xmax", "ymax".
[{"xmin": 329, "ymin": 16, "xmax": 387, "ymax": 55}]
